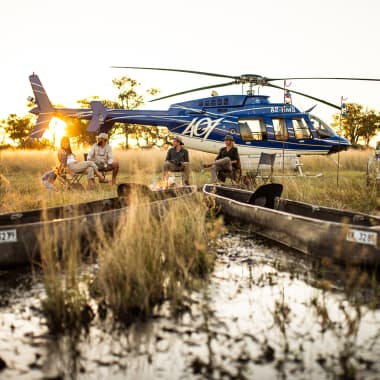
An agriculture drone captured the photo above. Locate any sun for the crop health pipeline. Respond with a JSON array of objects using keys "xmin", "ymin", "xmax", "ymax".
[{"xmin": 42, "ymin": 117, "xmax": 67, "ymax": 147}]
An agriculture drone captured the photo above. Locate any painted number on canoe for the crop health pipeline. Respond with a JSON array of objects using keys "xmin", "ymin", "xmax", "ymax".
[
  {"xmin": 0, "ymin": 229, "xmax": 17, "ymax": 243},
  {"xmin": 346, "ymin": 229, "xmax": 377, "ymax": 246}
]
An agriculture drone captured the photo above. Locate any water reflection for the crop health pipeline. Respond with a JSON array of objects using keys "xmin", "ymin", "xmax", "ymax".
[{"xmin": 1, "ymin": 230, "xmax": 380, "ymax": 379}]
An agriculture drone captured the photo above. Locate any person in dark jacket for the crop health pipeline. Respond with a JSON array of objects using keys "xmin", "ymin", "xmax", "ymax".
[
  {"xmin": 203, "ymin": 135, "xmax": 240, "ymax": 183},
  {"xmin": 163, "ymin": 136, "xmax": 190, "ymax": 185}
]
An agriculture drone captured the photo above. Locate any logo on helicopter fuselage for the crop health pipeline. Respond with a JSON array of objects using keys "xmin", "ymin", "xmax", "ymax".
[{"xmin": 182, "ymin": 117, "xmax": 224, "ymax": 139}]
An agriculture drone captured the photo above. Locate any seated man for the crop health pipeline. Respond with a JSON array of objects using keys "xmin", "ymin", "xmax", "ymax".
[
  {"xmin": 163, "ymin": 136, "xmax": 190, "ymax": 185},
  {"xmin": 87, "ymin": 133, "xmax": 119, "ymax": 185},
  {"xmin": 203, "ymin": 135, "xmax": 241, "ymax": 183}
]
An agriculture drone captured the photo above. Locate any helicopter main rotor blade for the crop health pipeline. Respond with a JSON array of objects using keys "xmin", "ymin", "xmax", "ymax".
[
  {"xmin": 266, "ymin": 83, "xmax": 341, "ymax": 110},
  {"xmin": 267, "ymin": 76, "xmax": 380, "ymax": 82},
  {"xmin": 150, "ymin": 81, "xmax": 237, "ymax": 102},
  {"xmin": 111, "ymin": 66, "xmax": 237, "ymax": 80}
]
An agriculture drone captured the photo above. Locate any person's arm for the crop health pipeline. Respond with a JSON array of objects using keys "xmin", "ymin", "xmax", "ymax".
[
  {"xmin": 87, "ymin": 145, "xmax": 95, "ymax": 161},
  {"xmin": 106, "ymin": 145, "xmax": 113, "ymax": 165},
  {"xmin": 230, "ymin": 148, "xmax": 240, "ymax": 165},
  {"xmin": 216, "ymin": 148, "xmax": 223, "ymax": 161},
  {"xmin": 165, "ymin": 149, "xmax": 172, "ymax": 162},
  {"xmin": 57, "ymin": 149, "xmax": 67, "ymax": 166},
  {"xmin": 183, "ymin": 149, "xmax": 189, "ymax": 163}
]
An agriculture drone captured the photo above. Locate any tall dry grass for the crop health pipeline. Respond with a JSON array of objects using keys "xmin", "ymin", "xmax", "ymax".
[
  {"xmin": 92, "ymin": 191, "xmax": 221, "ymax": 322},
  {"xmin": 39, "ymin": 212, "xmax": 93, "ymax": 333},
  {"xmin": 0, "ymin": 148, "xmax": 378, "ymax": 214},
  {"xmin": 37, "ymin": 189, "xmax": 221, "ymax": 331}
]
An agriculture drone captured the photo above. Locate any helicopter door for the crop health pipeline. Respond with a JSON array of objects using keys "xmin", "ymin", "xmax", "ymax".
[
  {"xmin": 238, "ymin": 118, "xmax": 267, "ymax": 141},
  {"xmin": 272, "ymin": 118, "xmax": 288, "ymax": 141},
  {"xmin": 291, "ymin": 118, "xmax": 312, "ymax": 140}
]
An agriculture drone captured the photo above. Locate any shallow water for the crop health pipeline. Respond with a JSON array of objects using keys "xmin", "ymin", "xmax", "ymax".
[{"xmin": 1, "ymin": 231, "xmax": 380, "ymax": 379}]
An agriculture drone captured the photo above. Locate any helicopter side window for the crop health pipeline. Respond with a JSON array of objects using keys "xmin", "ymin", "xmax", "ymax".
[
  {"xmin": 273, "ymin": 118, "xmax": 288, "ymax": 141},
  {"xmin": 292, "ymin": 118, "xmax": 312, "ymax": 139},
  {"xmin": 309, "ymin": 114, "xmax": 336, "ymax": 138},
  {"xmin": 238, "ymin": 118, "xmax": 267, "ymax": 141}
]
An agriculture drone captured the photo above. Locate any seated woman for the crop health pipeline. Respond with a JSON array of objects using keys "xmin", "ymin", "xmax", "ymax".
[
  {"xmin": 57, "ymin": 136, "xmax": 108, "ymax": 189},
  {"xmin": 203, "ymin": 135, "xmax": 241, "ymax": 183}
]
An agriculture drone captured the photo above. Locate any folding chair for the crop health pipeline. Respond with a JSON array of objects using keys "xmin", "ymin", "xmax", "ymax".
[
  {"xmin": 244, "ymin": 152, "xmax": 276, "ymax": 188},
  {"xmin": 55, "ymin": 165, "xmax": 85, "ymax": 191}
]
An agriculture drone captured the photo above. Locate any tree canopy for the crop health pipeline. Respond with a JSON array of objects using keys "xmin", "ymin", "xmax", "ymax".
[{"xmin": 331, "ymin": 103, "xmax": 380, "ymax": 145}]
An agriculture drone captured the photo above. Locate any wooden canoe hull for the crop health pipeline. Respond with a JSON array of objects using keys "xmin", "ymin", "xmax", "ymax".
[
  {"xmin": 0, "ymin": 186, "xmax": 197, "ymax": 267},
  {"xmin": 203, "ymin": 184, "xmax": 380, "ymax": 265}
]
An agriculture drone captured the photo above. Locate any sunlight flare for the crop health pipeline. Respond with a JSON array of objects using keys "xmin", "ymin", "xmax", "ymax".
[{"xmin": 42, "ymin": 117, "xmax": 67, "ymax": 147}]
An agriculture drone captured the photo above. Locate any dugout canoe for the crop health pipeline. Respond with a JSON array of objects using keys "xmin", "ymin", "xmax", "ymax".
[
  {"xmin": 203, "ymin": 183, "xmax": 380, "ymax": 266},
  {"xmin": 0, "ymin": 184, "xmax": 197, "ymax": 268}
]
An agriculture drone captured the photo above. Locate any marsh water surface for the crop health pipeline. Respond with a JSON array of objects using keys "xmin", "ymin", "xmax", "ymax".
[{"xmin": 1, "ymin": 230, "xmax": 380, "ymax": 379}]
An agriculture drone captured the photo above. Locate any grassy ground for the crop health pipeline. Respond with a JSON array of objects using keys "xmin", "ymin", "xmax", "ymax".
[{"xmin": 0, "ymin": 148, "xmax": 379, "ymax": 215}]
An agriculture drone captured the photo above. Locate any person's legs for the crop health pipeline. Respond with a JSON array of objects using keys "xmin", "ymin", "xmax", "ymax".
[
  {"xmin": 211, "ymin": 157, "xmax": 232, "ymax": 183},
  {"xmin": 163, "ymin": 161, "xmax": 179, "ymax": 181},
  {"xmin": 110, "ymin": 162, "xmax": 119, "ymax": 185}
]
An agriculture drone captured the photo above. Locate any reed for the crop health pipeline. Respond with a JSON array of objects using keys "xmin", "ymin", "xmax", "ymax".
[
  {"xmin": 93, "ymin": 191, "xmax": 220, "ymax": 322},
  {"xmin": 38, "ymin": 211, "xmax": 93, "ymax": 333}
]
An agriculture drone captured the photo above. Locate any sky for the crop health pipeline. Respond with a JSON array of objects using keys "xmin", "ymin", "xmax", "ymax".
[{"xmin": 1, "ymin": 0, "xmax": 380, "ymax": 125}]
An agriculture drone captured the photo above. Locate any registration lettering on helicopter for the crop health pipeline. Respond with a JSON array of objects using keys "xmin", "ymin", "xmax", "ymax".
[
  {"xmin": 270, "ymin": 106, "xmax": 296, "ymax": 113},
  {"xmin": 182, "ymin": 117, "xmax": 224, "ymax": 140}
]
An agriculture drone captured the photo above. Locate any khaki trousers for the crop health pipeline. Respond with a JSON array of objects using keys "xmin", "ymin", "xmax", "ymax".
[
  {"xmin": 68, "ymin": 161, "xmax": 98, "ymax": 179},
  {"xmin": 163, "ymin": 161, "xmax": 190, "ymax": 183}
]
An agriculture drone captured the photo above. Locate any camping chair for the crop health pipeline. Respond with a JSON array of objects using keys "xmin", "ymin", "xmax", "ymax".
[
  {"xmin": 244, "ymin": 152, "xmax": 276, "ymax": 188},
  {"xmin": 55, "ymin": 165, "xmax": 85, "ymax": 191}
]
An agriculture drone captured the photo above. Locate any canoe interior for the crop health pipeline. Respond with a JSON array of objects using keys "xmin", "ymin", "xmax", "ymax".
[
  {"xmin": 0, "ymin": 186, "xmax": 194, "ymax": 226},
  {"xmin": 204, "ymin": 184, "xmax": 380, "ymax": 227}
]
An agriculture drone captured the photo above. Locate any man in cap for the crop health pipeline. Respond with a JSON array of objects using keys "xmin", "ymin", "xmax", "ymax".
[
  {"xmin": 87, "ymin": 132, "xmax": 119, "ymax": 185},
  {"xmin": 163, "ymin": 136, "xmax": 190, "ymax": 185},
  {"xmin": 203, "ymin": 134, "xmax": 241, "ymax": 183}
]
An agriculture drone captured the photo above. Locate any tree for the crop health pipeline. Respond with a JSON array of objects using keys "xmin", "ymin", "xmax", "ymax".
[
  {"xmin": 360, "ymin": 109, "xmax": 380, "ymax": 146},
  {"xmin": 331, "ymin": 103, "xmax": 380, "ymax": 145},
  {"xmin": 78, "ymin": 76, "xmax": 164, "ymax": 149},
  {"xmin": 0, "ymin": 114, "xmax": 49, "ymax": 148},
  {"xmin": 111, "ymin": 76, "xmax": 159, "ymax": 149}
]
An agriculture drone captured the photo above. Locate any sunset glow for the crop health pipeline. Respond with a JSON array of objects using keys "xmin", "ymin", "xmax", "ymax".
[{"xmin": 42, "ymin": 117, "xmax": 67, "ymax": 147}]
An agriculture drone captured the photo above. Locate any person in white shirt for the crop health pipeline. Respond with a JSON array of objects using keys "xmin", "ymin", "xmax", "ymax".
[
  {"xmin": 57, "ymin": 136, "xmax": 108, "ymax": 189},
  {"xmin": 87, "ymin": 133, "xmax": 119, "ymax": 185}
]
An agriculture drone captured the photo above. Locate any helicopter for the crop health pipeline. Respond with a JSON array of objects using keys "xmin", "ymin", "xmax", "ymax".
[{"xmin": 28, "ymin": 68, "xmax": 380, "ymax": 157}]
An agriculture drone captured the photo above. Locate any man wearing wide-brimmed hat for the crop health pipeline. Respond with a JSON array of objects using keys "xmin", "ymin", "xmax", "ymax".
[
  {"xmin": 203, "ymin": 134, "xmax": 240, "ymax": 183},
  {"xmin": 163, "ymin": 136, "xmax": 190, "ymax": 185},
  {"xmin": 87, "ymin": 132, "xmax": 119, "ymax": 185}
]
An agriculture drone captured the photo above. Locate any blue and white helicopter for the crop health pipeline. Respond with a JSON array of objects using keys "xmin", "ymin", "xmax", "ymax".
[{"xmin": 29, "ymin": 67, "xmax": 380, "ymax": 156}]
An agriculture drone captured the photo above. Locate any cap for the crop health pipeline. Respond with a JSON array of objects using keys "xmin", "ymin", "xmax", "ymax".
[
  {"xmin": 173, "ymin": 136, "xmax": 184, "ymax": 145},
  {"xmin": 224, "ymin": 135, "xmax": 234, "ymax": 141},
  {"xmin": 96, "ymin": 133, "xmax": 108, "ymax": 140}
]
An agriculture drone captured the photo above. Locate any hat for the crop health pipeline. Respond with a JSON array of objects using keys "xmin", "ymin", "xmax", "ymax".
[
  {"xmin": 224, "ymin": 135, "xmax": 234, "ymax": 141},
  {"xmin": 173, "ymin": 136, "xmax": 184, "ymax": 145},
  {"xmin": 96, "ymin": 133, "xmax": 108, "ymax": 140}
]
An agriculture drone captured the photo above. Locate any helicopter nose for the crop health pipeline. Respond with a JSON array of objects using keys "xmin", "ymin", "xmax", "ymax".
[{"xmin": 328, "ymin": 137, "xmax": 350, "ymax": 154}]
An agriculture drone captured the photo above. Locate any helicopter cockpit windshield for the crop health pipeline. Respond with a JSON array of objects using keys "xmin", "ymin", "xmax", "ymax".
[{"xmin": 309, "ymin": 114, "xmax": 337, "ymax": 138}]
